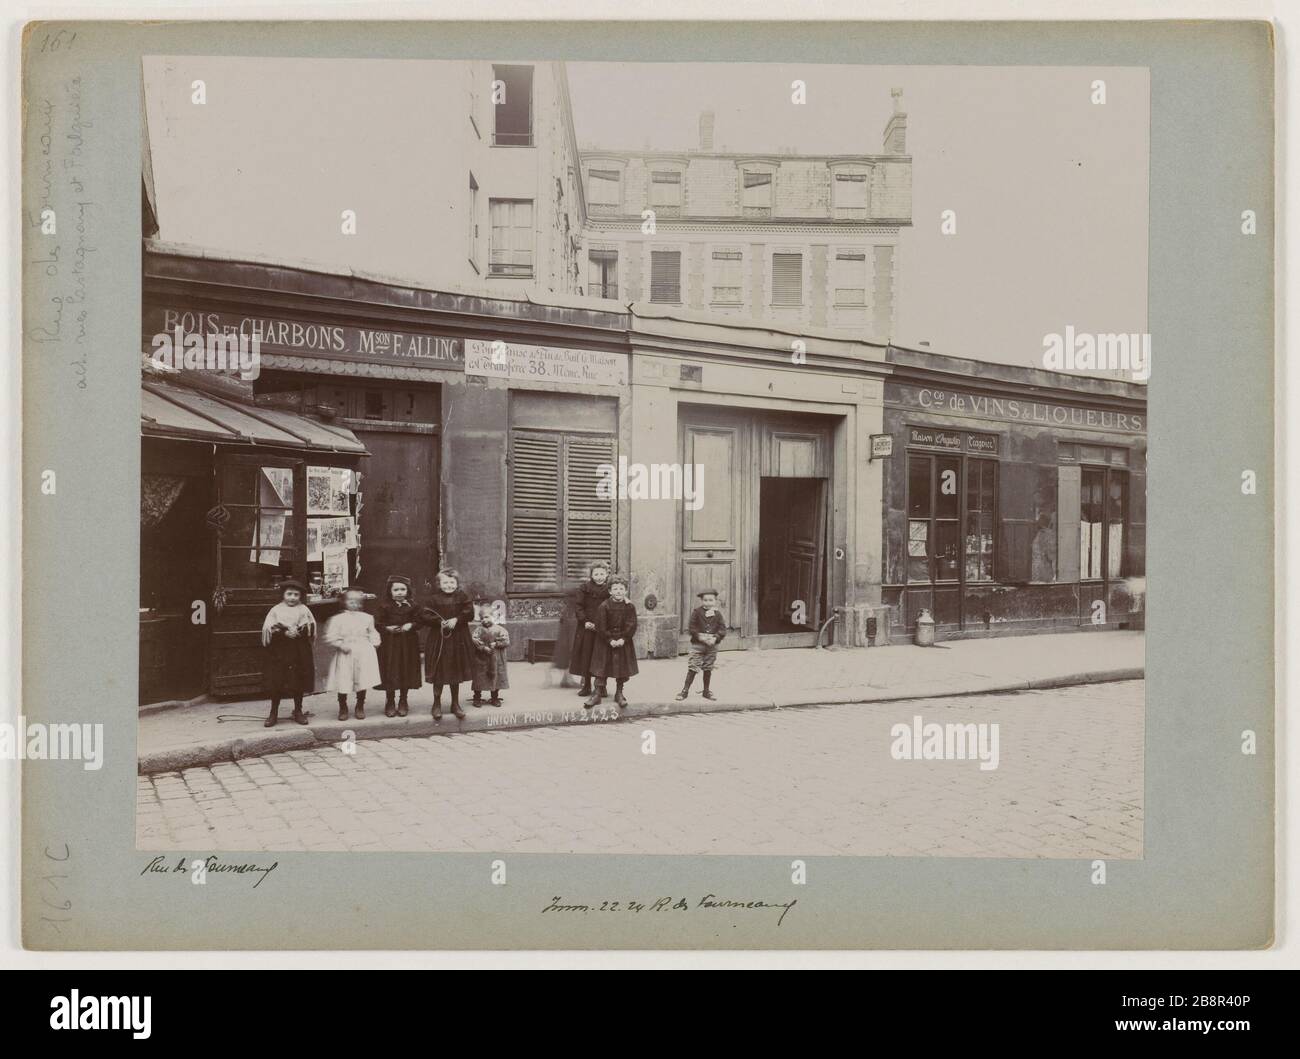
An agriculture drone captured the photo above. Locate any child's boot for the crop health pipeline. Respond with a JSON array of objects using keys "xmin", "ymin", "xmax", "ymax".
[
  {"xmin": 264, "ymin": 698, "xmax": 280, "ymax": 728},
  {"xmin": 674, "ymin": 672, "xmax": 695, "ymax": 701},
  {"xmin": 471, "ymin": 691, "xmax": 483, "ymax": 707},
  {"xmin": 701, "ymin": 672, "xmax": 716, "ymax": 701},
  {"xmin": 614, "ymin": 681, "xmax": 628, "ymax": 709},
  {"xmin": 577, "ymin": 677, "xmax": 591, "ymax": 698},
  {"xmin": 432, "ymin": 687, "xmax": 442, "ymax": 722},
  {"xmin": 584, "ymin": 679, "xmax": 606, "ymax": 709},
  {"xmin": 354, "ymin": 692, "xmax": 366, "ymax": 720},
  {"xmin": 337, "ymin": 694, "xmax": 349, "ymax": 721},
  {"xmin": 490, "ymin": 692, "xmax": 502, "ymax": 707},
  {"xmin": 384, "ymin": 693, "xmax": 397, "ymax": 718},
  {"xmin": 397, "ymin": 692, "xmax": 409, "ymax": 717},
  {"xmin": 450, "ymin": 687, "xmax": 466, "ymax": 720},
  {"xmin": 291, "ymin": 696, "xmax": 308, "ymax": 725}
]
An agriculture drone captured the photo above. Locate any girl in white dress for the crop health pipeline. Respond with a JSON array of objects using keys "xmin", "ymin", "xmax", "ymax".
[{"xmin": 323, "ymin": 587, "xmax": 382, "ymax": 720}]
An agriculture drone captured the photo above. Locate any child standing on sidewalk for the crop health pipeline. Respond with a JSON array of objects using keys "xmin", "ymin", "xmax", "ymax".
[
  {"xmin": 586, "ymin": 574, "xmax": 638, "ymax": 709},
  {"xmin": 376, "ymin": 574, "xmax": 421, "ymax": 717},
  {"xmin": 260, "ymin": 579, "xmax": 316, "ymax": 728},
  {"xmin": 323, "ymin": 587, "xmax": 382, "ymax": 720},
  {"xmin": 676, "ymin": 589, "xmax": 726, "ymax": 701},
  {"xmin": 421, "ymin": 568, "xmax": 475, "ymax": 722},
  {"xmin": 568, "ymin": 560, "xmax": 611, "ymax": 698},
  {"xmin": 470, "ymin": 606, "xmax": 510, "ymax": 707}
]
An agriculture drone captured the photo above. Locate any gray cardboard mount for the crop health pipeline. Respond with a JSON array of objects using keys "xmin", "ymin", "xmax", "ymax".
[{"xmin": 21, "ymin": 21, "xmax": 1274, "ymax": 949}]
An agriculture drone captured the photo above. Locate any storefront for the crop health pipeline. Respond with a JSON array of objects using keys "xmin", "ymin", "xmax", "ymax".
[
  {"xmin": 142, "ymin": 247, "xmax": 631, "ymax": 689},
  {"xmin": 626, "ymin": 307, "xmax": 893, "ymax": 657},
  {"xmin": 880, "ymin": 347, "xmax": 1147, "ymax": 638}
]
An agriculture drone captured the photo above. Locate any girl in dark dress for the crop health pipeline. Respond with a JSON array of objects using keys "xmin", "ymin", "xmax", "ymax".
[
  {"xmin": 586, "ymin": 574, "xmax": 639, "ymax": 709},
  {"xmin": 420, "ymin": 568, "xmax": 475, "ymax": 721},
  {"xmin": 260, "ymin": 579, "xmax": 316, "ymax": 727},
  {"xmin": 568, "ymin": 560, "xmax": 611, "ymax": 697},
  {"xmin": 375, "ymin": 574, "xmax": 422, "ymax": 717}
]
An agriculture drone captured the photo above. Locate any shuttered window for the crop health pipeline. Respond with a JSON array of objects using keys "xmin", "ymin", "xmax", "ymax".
[
  {"xmin": 772, "ymin": 253, "xmax": 803, "ymax": 306},
  {"xmin": 508, "ymin": 430, "xmax": 616, "ymax": 592},
  {"xmin": 489, "ymin": 199, "xmax": 534, "ymax": 277},
  {"xmin": 650, "ymin": 250, "xmax": 681, "ymax": 303},
  {"xmin": 832, "ymin": 250, "xmax": 868, "ymax": 306}
]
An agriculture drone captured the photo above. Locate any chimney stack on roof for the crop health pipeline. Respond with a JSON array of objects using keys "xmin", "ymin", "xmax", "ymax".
[
  {"xmin": 884, "ymin": 87, "xmax": 908, "ymax": 154},
  {"xmin": 699, "ymin": 109, "xmax": 715, "ymax": 151}
]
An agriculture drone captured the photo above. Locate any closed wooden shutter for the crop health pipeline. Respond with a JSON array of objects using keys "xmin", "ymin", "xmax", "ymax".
[
  {"xmin": 650, "ymin": 251, "xmax": 681, "ymax": 302},
  {"xmin": 995, "ymin": 461, "xmax": 1035, "ymax": 583},
  {"xmin": 509, "ymin": 430, "xmax": 616, "ymax": 591},
  {"xmin": 772, "ymin": 253, "xmax": 803, "ymax": 306},
  {"xmin": 564, "ymin": 435, "xmax": 616, "ymax": 581},
  {"xmin": 509, "ymin": 432, "xmax": 561, "ymax": 590},
  {"xmin": 1056, "ymin": 465, "xmax": 1081, "ymax": 582}
]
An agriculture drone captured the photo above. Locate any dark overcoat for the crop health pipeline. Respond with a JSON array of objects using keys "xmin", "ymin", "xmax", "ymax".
[
  {"xmin": 421, "ymin": 590, "xmax": 476, "ymax": 685},
  {"xmin": 374, "ymin": 599, "xmax": 423, "ymax": 691},
  {"xmin": 567, "ymin": 579, "xmax": 611, "ymax": 676},
  {"xmin": 590, "ymin": 598, "xmax": 639, "ymax": 680}
]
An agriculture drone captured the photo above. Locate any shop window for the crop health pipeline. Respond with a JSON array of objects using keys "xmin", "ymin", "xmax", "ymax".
[
  {"xmin": 491, "ymin": 64, "xmax": 533, "ymax": 146},
  {"xmin": 650, "ymin": 250, "xmax": 681, "ymax": 303},
  {"xmin": 587, "ymin": 249, "xmax": 618, "ymax": 299},
  {"xmin": 1080, "ymin": 466, "xmax": 1128, "ymax": 580},
  {"xmin": 216, "ymin": 457, "xmax": 299, "ymax": 590},
  {"xmin": 908, "ymin": 453, "xmax": 998, "ymax": 584},
  {"xmin": 711, "ymin": 249, "xmax": 743, "ymax": 305},
  {"xmin": 772, "ymin": 253, "xmax": 803, "ymax": 307},
  {"xmin": 488, "ymin": 199, "xmax": 534, "ymax": 277},
  {"xmin": 965, "ymin": 458, "xmax": 997, "ymax": 582},
  {"xmin": 509, "ymin": 430, "xmax": 616, "ymax": 592}
]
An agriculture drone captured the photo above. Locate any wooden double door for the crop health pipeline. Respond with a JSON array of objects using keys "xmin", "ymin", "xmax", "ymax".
[{"xmin": 679, "ymin": 407, "xmax": 833, "ymax": 650}]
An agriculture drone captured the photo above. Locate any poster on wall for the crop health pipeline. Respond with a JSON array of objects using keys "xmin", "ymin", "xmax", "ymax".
[{"xmin": 322, "ymin": 546, "xmax": 348, "ymax": 594}]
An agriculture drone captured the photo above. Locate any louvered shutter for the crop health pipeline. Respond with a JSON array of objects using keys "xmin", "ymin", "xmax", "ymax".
[
  {"xmin": 564, "ymin": 435, "xmax": 616, "ymax": 581},
  {"xmin": 509, "ymin": 432, "xmax": 561, "ymax": 590},
  {"xmin": 650, "ymin": 251, "xmax": 681, "ymax": 303},
  {"xmin": 772, "ymin": 253, "xmax": 803, "ymax": 306}
]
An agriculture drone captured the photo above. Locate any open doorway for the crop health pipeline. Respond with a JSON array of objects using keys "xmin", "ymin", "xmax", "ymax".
[{"xmin": 757, "ymin": 477, "xmax": 827, "ymax": 636}]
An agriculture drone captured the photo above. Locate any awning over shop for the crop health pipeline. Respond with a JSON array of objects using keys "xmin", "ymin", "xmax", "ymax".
[{"xmin": 141, "ymin": 379, "xmax": 368, "ymax": 454}]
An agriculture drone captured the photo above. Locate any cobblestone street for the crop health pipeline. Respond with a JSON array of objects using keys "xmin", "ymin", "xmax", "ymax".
[{"xmin": 137, "ymin": 680, "xmax": 1144, "ymax": 858}]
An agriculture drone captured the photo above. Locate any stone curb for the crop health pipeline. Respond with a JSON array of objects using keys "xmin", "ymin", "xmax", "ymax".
[{"xmin": 137, "ymin": 666, "xmax": 1144, "ymax": 775}]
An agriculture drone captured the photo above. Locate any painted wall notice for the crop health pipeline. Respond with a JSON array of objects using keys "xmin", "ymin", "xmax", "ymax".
[{"xmin": 464, "ymin": 339, "xmax": 628, "ymax": 387}]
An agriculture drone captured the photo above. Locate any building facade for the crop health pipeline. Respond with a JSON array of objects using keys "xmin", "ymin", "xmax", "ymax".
[
  {"xmin": 880, "ymin": 347, "xmax": 1147, "ymax": 639},
  {"xmin": 578, "ymin": 93, "xmax": 913, "ymax": 341}
]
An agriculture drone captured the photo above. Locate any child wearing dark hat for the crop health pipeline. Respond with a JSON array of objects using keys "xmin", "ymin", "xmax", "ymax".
[
  {"xmin": 676, "ymin": 589, "xmax": 726, "ymax": 701},
  {"xmin": 568, "ymin": 560, "xmax": 611, "ymax": 698},
  {"xmin": 259, "ymin": 580, "xmax": 316, "ymax": 727},
  {"xmin": 420, "ymin": 567, "xmax": 475, "ymax": 721},
  {"xmin": 323, "ymin": 587, "xmax": 382, "ymax": 720},
  {"xmin": 376, "ymin": 574, "xmax": 422, "ymax": 716},
  {"xmin": 586, "ymin": 574, "xmax": 638, "ymax": 709}
]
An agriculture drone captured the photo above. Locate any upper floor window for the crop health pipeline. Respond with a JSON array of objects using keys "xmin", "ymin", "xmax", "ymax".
[
  {"xmin": 832, "ymin": 172, "xmax": 869, "ymax": 217},
  {"xmin": 771, "ymin": 252, "xmax": 803, "ymax": 307},
  {"xmin": 488, "ymin": 199, "xmax": 534, "ymax": 277},
  {"xmin": 587, "ymin": 249, "xmax": 618, "ymax": 300},
  {"xmin": 588, "ymin": 168, "xmax": 622, "ymax": 212},
  {"xmin": 492, "ymin": 64, "xmax": 533, "ymax": 146},
  {"xmin": 467, "ymin": 173, "xmax": 480, "ymax": 270},
  {"xmin": 832, "ymin": 250, "xmax": 867, "ymax": 306},
  {"xmin": 650, "ymin": 250, "xmax": 681, "ymax": 303},
  {"xmin": 650, "ymin": 171, "xmax": 682, "ymax": 215},
  {"xmin": 742, "ymin": 170, "xmax": 774, "ymax": 216},
  {"xmin": 711, "ymin": 249, "xmax": 743, "ymax": 305}
]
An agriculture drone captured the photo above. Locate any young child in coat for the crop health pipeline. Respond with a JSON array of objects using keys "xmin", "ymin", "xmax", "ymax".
[
  {"xmin": 421, "ymin": 568, "xmax": 475, "ymax": 721},
  {"xmin": 260, "ymin": 579, "xmax": 316, "ymax": 727},
  {"xmin": 375, "ymin": 574, "xmax": 422, "ymax": 717},
  {"xmin": 323, "ymin": 587, "xmax": 382, "ymax": 720},
  {"xmin": 568, "ymin": 560, "xmax": 611, "ymax": 698},
  {"xmin": 586, "ymin": 574, "xmax": 638, "ymax": 710},
  {"xmin": 470, "ymin": 606, "xmax": 510, "ymax": 707},
  {"xmin": 677, "ymin": 589, "xmax": 726, "ymax": 701}
]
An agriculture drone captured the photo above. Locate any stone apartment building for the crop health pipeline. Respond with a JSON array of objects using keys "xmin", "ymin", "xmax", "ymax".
[{"xmin": 578, "ymin": 91, "xmax": 913, "ymax": 341}]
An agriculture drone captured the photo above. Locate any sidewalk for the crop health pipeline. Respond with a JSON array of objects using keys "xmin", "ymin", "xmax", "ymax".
[{"xmin": 137, "ymin": 630, "xmax": 1144, "ymax": 774}]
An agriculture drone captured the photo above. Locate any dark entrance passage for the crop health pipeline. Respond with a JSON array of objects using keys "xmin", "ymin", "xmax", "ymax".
[{"xmin": 757, "ymin": 477, "xmax": 827, "ymax": 639}]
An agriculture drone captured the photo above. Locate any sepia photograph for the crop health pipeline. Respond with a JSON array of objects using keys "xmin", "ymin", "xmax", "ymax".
[{"xmin": 132, "ymin": 55, "xmax": 1151, "ymax": 859}]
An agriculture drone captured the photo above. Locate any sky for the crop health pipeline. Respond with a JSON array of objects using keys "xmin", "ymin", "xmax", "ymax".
[{"xmin": 568, "ymin": 62, "xmax": 1150, "ymax": 367}]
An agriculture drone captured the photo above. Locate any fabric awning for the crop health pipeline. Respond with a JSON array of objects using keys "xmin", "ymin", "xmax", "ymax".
[{"xmin": 141, "ymin": 379, "xmax": 368, "ymax": 454}]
